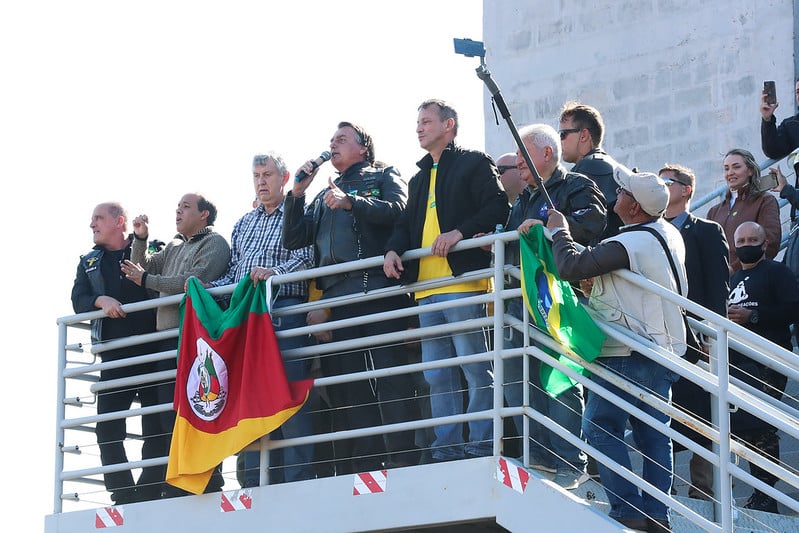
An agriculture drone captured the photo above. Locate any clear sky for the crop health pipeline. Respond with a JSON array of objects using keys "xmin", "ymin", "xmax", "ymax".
[{"xmin": 0, "ymin": 1, "xmax": 484, "ymax": 527}]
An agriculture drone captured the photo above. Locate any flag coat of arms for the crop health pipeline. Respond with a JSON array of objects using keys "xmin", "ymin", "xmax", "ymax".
[
  {"xmin": 519, "ymin": 225, "xmax": 605, "ymax": 396},
  {"xmin": 166, "ymin": 277, "xmax": 313, "ymax": 494}
]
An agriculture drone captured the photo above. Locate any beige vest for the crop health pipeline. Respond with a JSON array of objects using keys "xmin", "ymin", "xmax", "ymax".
[{"xmin": 589, "ymin": 219, "xmax": 687, "ymax": 357}]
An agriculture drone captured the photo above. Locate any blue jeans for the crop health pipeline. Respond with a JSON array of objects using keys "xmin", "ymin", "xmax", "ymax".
[
  {"xmin": 418, "ymin": 291, "xmax": 493, "ymax": 460},
  {"xmin": 503, "ymin": 299, "xmax": 586, "ymax": 471},
  {"xmin": 244, "ymin": 296, "xmax": 315, "ymax": 485},
  {"xmin": 582, "ymin": 352, "xmax": 678, "ymax": 521}
]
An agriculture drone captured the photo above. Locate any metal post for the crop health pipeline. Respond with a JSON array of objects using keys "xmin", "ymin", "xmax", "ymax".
[{"xmin": 492, "ymin": 236, "xmax": 506, "ymax": 456}]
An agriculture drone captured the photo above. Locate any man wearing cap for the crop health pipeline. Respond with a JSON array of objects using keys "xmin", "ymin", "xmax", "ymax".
[
  {"xmin": 660, "ymin": 163, "xmax": 729, "ymax": 502},
  {"xmin": 546, "ymin": 168, "xmax": 687, "ymax": 532}
]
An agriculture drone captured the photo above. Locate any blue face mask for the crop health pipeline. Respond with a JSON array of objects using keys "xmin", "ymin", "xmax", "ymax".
[{"xmin": 735, "ymin": 244, "xmax": 764, "ymax": 264}]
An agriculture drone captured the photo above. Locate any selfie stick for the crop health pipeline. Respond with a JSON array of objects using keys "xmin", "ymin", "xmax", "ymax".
[{"xmin": 453, "ymin": 38, "xmax": 553, "ymax": 209}]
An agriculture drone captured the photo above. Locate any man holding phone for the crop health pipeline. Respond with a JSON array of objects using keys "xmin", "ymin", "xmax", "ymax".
[{"xmin": 761, "ymin": 79, "xmax": 799, "ymax": 160}]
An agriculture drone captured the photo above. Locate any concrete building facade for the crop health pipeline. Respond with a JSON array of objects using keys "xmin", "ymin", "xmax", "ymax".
[{"xmin": 481, "ymin": 0, "xmax": 796, "ymax": 212}]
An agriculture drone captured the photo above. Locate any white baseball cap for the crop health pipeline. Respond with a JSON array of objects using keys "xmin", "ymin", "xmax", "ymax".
[{"xmin": 614, "ymin": 166, "xmax": 669, "ymax": 217}]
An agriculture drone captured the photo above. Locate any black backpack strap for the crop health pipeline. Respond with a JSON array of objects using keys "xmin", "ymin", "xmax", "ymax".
[
  {"xmin": 622, "ymin": 223, "xmax": 701, "ymax": 361},
  {"xmin": 621, "ymin": 224, "xmax": 683, "ymax": 295}
]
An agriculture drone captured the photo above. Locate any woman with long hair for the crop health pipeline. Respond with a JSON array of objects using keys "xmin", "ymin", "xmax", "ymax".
[{"xmin": 706, "ymin": 148, "xmax": 781, "ymax": 273}]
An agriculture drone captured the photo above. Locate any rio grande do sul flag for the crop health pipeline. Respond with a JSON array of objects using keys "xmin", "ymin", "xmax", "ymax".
[
  {"xmin": 519, "ymin": 225, "xmax": 605, "ymax": 397},
  {"xmin": 166, "ymin": 277, "xmax": 313, "ymax": 494}
]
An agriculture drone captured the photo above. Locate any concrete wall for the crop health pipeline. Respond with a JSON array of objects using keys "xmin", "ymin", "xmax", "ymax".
[
  {"xmin": 481, "ymin": 0, "xmax": 795, "ymax": 212},
  {"xmin": 479, "ymin": 1, "xmax": 799, "ymax": 510}
]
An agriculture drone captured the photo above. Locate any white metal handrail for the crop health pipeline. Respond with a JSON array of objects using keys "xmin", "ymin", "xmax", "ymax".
[{"xmin": 53, "ymin": 231, "xmax": 799, "ymax": 532}]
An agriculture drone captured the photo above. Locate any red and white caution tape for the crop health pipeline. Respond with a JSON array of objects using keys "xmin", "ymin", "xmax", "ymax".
[
  {"xmin": 353, "ymin": 469, "xmax": 387, "ymax": 495},
  {"xmin": 220, "ymin": 489, "xmax": 253, "ymax": 512},
  {"xmin": 497, "ymin": 457, "xmax": 529, "ymax": 494},
  {"xmin": 95, "ymin": 506, "xmax": 124, "ymax": 528}
]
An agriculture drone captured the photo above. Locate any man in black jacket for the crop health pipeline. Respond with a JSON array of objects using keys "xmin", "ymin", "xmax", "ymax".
[
  {"xmin": 760, "ymin": 79, "xmax": 799, "ymax": 160},
  {"xmin": 559, "ymin": 102, "xmax": 623, "ymax": 243},
  {"xmin": 503, "ymin": 123, "xmax": 606, "ymax": 489},
  {"xmin": 661, "ymin": 164, "xmax": 730, "ymax": 318},
  {"xmin": 384, "ymin": 99, "xmax": 509, "ymax": 462},
  {"xmin": 283, "ymin": 121, "xmax": 422, "ymax": 473},
  {"xmin": 660, "ymin": 163, "xmax": 730, "ymax": 502},
  {"xmin": 728, "ymin": 221, "xmax": 799, "ymax": 514},
  {"xmin": 510, "ymin": 124, "xmax": 607, "ymax": 247},
  {"xmin": 71, "ymin": 202, "xmax": 164, "ymax": 504}
]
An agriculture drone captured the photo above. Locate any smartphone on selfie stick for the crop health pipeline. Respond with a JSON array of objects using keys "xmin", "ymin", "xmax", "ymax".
[{"xmin": 454, "ymin": 37, "xmax": 554, "ymax": 209}]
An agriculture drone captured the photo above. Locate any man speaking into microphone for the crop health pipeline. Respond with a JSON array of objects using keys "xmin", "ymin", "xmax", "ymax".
[
  {"xmin": 294, "ymin": 150, "xmax": 331, "ymax": 182},
  {"xmin": 283, "ymin": 121, "xmax": 424, "ymax": 474}
]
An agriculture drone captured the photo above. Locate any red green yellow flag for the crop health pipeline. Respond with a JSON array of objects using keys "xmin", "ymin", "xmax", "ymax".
[
  {"xmin": 166, "ymin": 277, "xmax": 313, "ymax": 494},
  {"xmin": 519, "ymin": 225, "xmax": 605, "ymax": 396}
]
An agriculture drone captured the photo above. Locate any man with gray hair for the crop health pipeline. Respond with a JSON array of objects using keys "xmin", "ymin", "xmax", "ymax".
[
  {"xmin": 502, "ymin": 123, "xmax": 606, "ymax": 489},
  {"xmin": 206, "ymin": 152, "xmax": 316, "ymax": 486}
]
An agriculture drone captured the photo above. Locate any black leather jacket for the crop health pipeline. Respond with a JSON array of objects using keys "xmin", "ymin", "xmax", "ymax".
[
  {"xmin": 506, "ymin": 165, "xmax": 606, "ymax": 273},
  {"xmin": 571, "ymin": 148, "xmax": 622, "ymax": 242},
  {"xmin": 283, "ymin": 161, "xmax": 407, "ymax": 294},
  {"xmin": 761, "ymin": 113, "xmax": 799, "ymax": 160}
]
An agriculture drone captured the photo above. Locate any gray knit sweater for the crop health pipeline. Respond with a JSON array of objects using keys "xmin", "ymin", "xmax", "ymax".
[{"xmin": 131, "ymin": 226, "xmax": 231, "ymax": 330}]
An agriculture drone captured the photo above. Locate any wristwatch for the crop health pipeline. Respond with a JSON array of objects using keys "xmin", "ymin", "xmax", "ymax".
[{"xmin": 749, "ymin": 310, "xmax": 760, "ymax": 324}]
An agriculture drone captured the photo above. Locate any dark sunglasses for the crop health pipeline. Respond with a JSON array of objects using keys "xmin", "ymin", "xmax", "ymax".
[
  {"xmin": 558, "ymin": 128, "xmax": 581, "ymax": 140},
  {"xmin": 663, "ymin": 178, "xmax": 688, "ymax": 187},
  {"xmin": 497, "ymin": 165, "xmax": 516, "ymax": 174}
]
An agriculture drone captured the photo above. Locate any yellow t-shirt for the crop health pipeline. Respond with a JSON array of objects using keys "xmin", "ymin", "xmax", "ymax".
[{"xmin": 415, "ymin": 164, "xmax": 489, "ymax": 300}]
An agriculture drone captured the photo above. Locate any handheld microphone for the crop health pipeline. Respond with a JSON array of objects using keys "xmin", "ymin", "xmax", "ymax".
[{"xmin": 295, "ymin": 151, "xmax": 332, "ymax": 182}]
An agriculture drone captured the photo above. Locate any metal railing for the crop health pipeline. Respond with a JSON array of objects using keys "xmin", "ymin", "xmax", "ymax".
[{"xmin": 54, "ymin": 231, "xmax": 799, "ymax": 532}]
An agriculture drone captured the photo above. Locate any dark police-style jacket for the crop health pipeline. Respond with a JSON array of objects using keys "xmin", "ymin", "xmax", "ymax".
[{"xmin": 71, "ymin": 240, "xmax": 156, "ymax": 346}]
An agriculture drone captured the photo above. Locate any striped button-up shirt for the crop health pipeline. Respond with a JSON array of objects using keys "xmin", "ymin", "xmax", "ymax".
[{"xmin": 211, "ymin": 203, "xmax": 313, "ymax": 297}]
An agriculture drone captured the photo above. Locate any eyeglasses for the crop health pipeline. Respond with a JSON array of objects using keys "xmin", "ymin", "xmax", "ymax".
[
  {"xmin": 616, "ymin": 186, "xmax": 634, "ymax": 198},
  {"xmin": 662, "ymin": 178, "xmax": 687, "ymax": 187},
  {"xmin": 558, "ymin": 128, "xmax": 580, "ymax": 140},
  {"xmin": 497, "ymin": 165, "xmax": 516, "ymax": 175}
]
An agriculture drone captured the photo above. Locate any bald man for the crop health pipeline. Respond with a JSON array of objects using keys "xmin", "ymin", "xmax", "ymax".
[
  {"xmin": 727, "ymin": 221, "xmax": 799, "ymax": 513},
  {"xmin": 496, "ymin": 152, "xmax": 525, "ymax": 205}
]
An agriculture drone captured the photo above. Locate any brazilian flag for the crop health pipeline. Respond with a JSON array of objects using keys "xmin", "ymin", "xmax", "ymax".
[{"xmin": 519, "ymin": 225, "xmax": 605, "ymax": 397}]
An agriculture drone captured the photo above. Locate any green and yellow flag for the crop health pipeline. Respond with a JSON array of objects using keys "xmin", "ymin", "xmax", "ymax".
[{"xmin": 519, "ymin": 225, "xmax": 605, "ymax": 396}]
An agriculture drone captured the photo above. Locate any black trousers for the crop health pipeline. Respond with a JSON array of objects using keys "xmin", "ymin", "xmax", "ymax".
[
  {"xmin": 321, "ymin": 292, "xmax": 424, "ymax": 473},
  {"xmin": 96, "ymin": 342, "xmax": 174, "ymax": 503}
]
